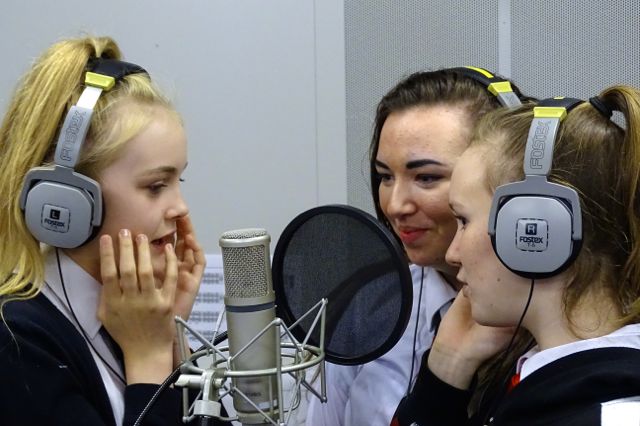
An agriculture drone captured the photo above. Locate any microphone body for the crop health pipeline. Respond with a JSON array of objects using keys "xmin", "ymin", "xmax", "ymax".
[{"xmin": 220, "ymin": 229, "xmax": 278, "ymax": 424}]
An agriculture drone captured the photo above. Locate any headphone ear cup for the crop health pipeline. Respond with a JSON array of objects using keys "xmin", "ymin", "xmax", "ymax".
[
  {"xmin": 20, "ymin": 168, "xmax": 102, "ymax": 248},
  {"xmin": 17, "ymin": 58, "xmax": 146, "ymax": 249},
  {"xmin": 492, "ymin": 195, "xmax": 576, "ymax": 278}
]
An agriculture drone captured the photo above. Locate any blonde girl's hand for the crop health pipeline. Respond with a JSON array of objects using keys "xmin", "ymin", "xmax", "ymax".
[
  {"xmin": 173, "ymin": 215, "xmax": 206, "ymax": 321},
  {"xmin": 97, "ymin": 229, "xmax": 178, "ymax": 384},
  {"xmin": 427, "ymin": 291, "xmax": 515, "ymax": 390}
]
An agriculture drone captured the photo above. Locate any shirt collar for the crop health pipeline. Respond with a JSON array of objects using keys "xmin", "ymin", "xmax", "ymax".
[
  {"xmin": 518, "ymin": 323, "xmax": 640, "ymax": 380},
  {"xmin": 408, "ymin": 265, "xmax": 457, "ymax": 333},
  {"xmin": 44, "ymin": 249, "xmax": 103, "ymax": 339}
]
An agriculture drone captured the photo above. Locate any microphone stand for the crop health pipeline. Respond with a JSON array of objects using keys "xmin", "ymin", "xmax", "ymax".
[{"xmin": 174, "ymin": 299, "xmax": 328, "ymax": 425}]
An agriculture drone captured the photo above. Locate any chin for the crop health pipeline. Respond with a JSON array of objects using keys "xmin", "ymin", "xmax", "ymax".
[
  {"xmin": 472, "ymin": 315, "xmax": 500, "ymax": 327},
  {"xmin": 472, "ymin": 311, "xmax": 515, "ymax": 328},
  {"xmin": 408, "ymin": 245, "xmax": 451, "ymax": 268},
  {"xmin": 406, "ymin": 249, "xmax": 433, "ymax": 267},
  {"xmin": 473, "ymin": 316, "xmax": 495, "ymax": 327}
]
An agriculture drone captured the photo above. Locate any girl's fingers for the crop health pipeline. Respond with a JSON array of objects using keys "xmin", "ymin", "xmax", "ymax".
[
  {"xmin": 191, "ymin": 262, "xmax": 205, "ymax": 285},
  {"xmin": 183, "ymin": 247, "xmax": 195, "ymax": 267},
  {"xmin": 135, "ymin": 234, "xmax": 156, "ymax": 292},
  {"xmin": 191, "ymin": 234, "xmax": 206, "ymax": 269},
  {"xmin": 118, "ymin": 229, "xmax": 138, "ymax": 294},
  {"xmin": 182, "ymin": 234, "xmax": 204, "ymax": 268},
  {"xmin": 175, "ymin": 236, "xmax": 185, "ymax": 261},
  {"xmin": 99, "ymin": 235, "xmax": 121, "ymax": 298},
  {"xmin": 175, "ymin": 216, "xmax": 193, "ymax": 260},
  {"xmin": 162, "ymin": 243, "xmax": 178, "ymax": 300},
  {"xmin": 188, "ymin": 235, "xmax": 206, "ymax": 280},
  {"xmin": 175, "ymin": 224, "xmax": 185, "ymax": 261},
  {"xmin": 177, "ymin": 215, "xmax": 195, "ymax": 235}
]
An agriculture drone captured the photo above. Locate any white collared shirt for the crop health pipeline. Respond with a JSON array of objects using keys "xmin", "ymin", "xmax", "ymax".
[
  {"xmin": 518, "ymin": 323, "xmax": 640, "ymax": 382},
  {"xmin": 40, "ymin": 249, "xmax": 126, "ymax": 425},
  {"xmin": 305, "ymin": 265, "xmax": 457, "ymax": 426}
]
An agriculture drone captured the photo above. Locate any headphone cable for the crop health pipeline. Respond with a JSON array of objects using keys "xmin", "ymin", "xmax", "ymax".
[
  {"xmin": 481, "ymin": 278, "xmax": 535, "ymax": 425},
  {"xmin": 406, "ymin": 265, "xmax": 425, "ymax": 396},
  {"xmin": 55, "ymin": 247, "xmax": 127, "ymax": 384},
  {"xmin": 55, "ymin": 248, "xmax": 232, "ymax": 423}
]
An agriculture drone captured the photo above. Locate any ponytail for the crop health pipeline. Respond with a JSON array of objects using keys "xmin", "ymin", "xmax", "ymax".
[{"xmin": 599, "ymin": 86, "xmax": 640, "ymax": 321}]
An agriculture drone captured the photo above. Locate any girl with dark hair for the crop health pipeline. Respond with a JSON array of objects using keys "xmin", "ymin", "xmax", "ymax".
[{"xmin": 307, "ymin": 67, "xmax": 528, "ymax": 426}]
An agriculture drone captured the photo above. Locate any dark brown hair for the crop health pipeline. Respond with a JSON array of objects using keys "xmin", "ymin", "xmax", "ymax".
[{"xmin": 369, "ymin": 69, "xmax": 529, "ymax": 244}]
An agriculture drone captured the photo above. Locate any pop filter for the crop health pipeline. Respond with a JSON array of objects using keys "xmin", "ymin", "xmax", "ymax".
[{"xmin": 272, "ymin": 204, "xmax": 412, "ymax": 365}]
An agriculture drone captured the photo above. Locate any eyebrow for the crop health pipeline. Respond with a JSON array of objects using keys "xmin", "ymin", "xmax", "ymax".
[
  {"xmin": 375, "ymin": 159, "xmax": 444, "ymax": 170},
  {"xmin": 139, "ymin": 162, "xmax": 188, "ymax": 177}
]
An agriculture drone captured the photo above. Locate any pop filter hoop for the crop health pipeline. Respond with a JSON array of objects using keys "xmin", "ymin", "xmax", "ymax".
[{"xmin": 272, "ymin": 204, "xmax": 412, "ymax": 365}]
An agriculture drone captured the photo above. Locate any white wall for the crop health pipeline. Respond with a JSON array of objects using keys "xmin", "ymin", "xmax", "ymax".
[{"xmin": 0, "ymin": 0, "xmax": 347, "ymax": 254}]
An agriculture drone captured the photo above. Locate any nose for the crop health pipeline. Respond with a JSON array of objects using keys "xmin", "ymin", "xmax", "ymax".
[
  {"xmin": 383, "ymin": 180, "xmax": 416, "ymax": 219},
  {"xmin": 445, "ymin": 228, "xmax": 462, "ymax": 268},
  {"xmin": 167, "ymin": 188, "xmax": 190, "ymax": 220}
]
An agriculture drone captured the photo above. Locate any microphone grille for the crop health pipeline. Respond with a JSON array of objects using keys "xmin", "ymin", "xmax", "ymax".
[
  {"xmin": 220, "ymin": 228, "xmax": 267, "ymax": 240},
  {"xmin": 219, "ymin": 228, "xmax": 271, "ymax": 299}
]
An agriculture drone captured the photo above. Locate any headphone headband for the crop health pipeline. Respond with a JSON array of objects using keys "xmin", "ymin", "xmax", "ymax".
[
  {"xmin": 53, "ymin": 59, "xmax": 148, "ymax": 168},
  {"xmin": 588, "ymin": 96, "xmax": 613, "ymax": 119},
  {"xmin": 87, "ymin": 58, "xmax": 147, "ymax": 81},
  {"xmin": 449, "ymin": 66, "xmax": 522, "ymax": 108},
  {"xmin": 523, "ymin": 97, "xmax": 582, "ymax": 176}
]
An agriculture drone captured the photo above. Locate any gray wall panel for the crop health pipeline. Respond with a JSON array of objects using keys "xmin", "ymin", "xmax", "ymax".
[
  {"xmin": 345, "ymin": 1, "xmax": 640, "ymax": 215},
  {"xmin": 345, "ymin": 0, "xmax": 500, "ymax": 214},
  {"xmin": 511, "ymin": 1, "xmax": 639, "ymax": 100}
]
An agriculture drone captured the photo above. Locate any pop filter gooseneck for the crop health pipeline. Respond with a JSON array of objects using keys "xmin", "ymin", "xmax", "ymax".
[{"xmin": 272, "ymin": 204, "xmax": 412, "ymax": 365}]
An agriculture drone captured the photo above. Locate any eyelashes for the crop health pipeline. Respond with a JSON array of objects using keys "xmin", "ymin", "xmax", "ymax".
[
  {"xmin": 148, "ymin": 177, "xmax": 184, "ymax": 195},
  {"xmin": 416, "ymin": 174, "xmax": 442, "ymax": 185},
  {"xmin": 454, "ymin": 215, "xmax": 467, "ymax": 229},
  {"xmin": 375, "ymin": 171, "xmax": 443, "ymax": 186}
]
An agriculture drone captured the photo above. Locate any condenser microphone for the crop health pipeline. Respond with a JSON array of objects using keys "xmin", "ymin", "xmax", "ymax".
[{"xmin": 219, "ymin": 228, "xmax": 278, "ymax": 424}]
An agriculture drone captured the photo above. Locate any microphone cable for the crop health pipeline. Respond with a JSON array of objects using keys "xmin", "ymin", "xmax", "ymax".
[{"xmin": 133, "ymin": 332, "xmax": 228, "ymax": 426}]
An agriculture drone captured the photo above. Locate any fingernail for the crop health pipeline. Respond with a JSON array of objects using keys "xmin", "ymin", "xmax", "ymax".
[
  {"xmin": 166, "ymin": 243, "xmax": 173, "ymax": 250},
  {"xmin": 136, "ymin": 234, "xmax": 147, "ymax": 243},
  {"xmin": 120, "ymin": 229, "xmax": 130, "ymax": 237}
]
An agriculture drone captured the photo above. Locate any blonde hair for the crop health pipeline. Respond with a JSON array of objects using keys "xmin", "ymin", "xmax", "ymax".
[
  {"xmin": 472, "ymin": 86, "xmax": 640, "ymax": 325},
  {"xmin": 0, "ymin": 36, "xmax": 178, "ymax": 304}
]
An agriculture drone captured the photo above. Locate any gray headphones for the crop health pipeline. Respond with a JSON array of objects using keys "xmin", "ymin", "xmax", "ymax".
[
  {"xmin": 488, "ymin": 97, "xmax": 584, "ymax": 278},
  {"xmin": 19, "ymin": 58, "xmax": 147, "ymax": 248}
]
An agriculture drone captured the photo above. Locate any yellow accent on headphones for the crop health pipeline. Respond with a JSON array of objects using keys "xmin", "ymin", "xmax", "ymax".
[
  {"xmin": 488, "ymin": 81, "xmax": 515, "ymax": 96},
  {"xmin": 85, "ymin": 72, "xmax": 116, "ymax": 90},
  {"xmin": 533, "ymin": 106, "xmax": 568, "ymax": 120},
  {"xmin": 464, "ymin": 65, "xmax": 494, "ymax": 78}
]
